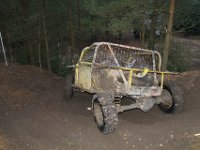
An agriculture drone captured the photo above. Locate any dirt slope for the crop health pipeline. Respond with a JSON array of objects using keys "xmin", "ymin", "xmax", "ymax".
[{"xmin": 0, "ymin": 64, "xmax": 200, "ymax": 150}]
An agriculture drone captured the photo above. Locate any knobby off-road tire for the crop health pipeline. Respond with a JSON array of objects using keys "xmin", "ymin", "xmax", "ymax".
[
  {"xmin": 159, "ymin": 80, "xmax": 184, "ymax": 113},
  {"xmin": 93, "ymin": 94, "xmax": 118, "ymax": 134},
  {"xmin": 64, "ymin": 73, "xmax": 74, "ymax": 99}
]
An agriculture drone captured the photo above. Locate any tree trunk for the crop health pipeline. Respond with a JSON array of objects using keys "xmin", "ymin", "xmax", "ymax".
[
  {"xmin": 141, "ymin": 22, "xmax": 146, "ymax": 48},
  {"xmin": 77, "ymin": 0, "xmax": 81, "ymax": 54},
  {"xmin": 68, "ymin": 0, "xmax": 75, "ymax": 62},
  {"xmin": 37, "ymin": 28, "xmax": 42, "ymax": 68},
  {"xmin": 42, "ymin": 0, "xmax": 51, "ymax": 70},
  {"xmin": 141, "ymin": 20, "xmax": 146, "ymax": 48},
  {"xmin": 15, "ymin": 4, "xmax": 34, "ymax": 64},
  {"xmin": 141, "ymin": 0, "xmax": 146, "ymax": 48},
  {"xmin": 148, "ymin": 0, "xmax": 159, "ymax": 50},
  {"xmin": 7, "ymin": 36, "xmax": 13, "ymax": 64},
  {"xmin": 162, "ymin": 0, "xmax": 175, "ymax": 70},
  {"xmin": 26, "ymin": 40, "xmax": 34, "ymax": 64}
]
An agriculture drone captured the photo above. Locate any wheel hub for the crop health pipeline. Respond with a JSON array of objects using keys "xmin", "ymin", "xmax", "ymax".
[{"xmin": 160, "ymin": 89, "xmax": 173, "ymax": 108}]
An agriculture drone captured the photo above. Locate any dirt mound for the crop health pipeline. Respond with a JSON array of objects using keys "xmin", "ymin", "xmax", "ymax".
[
  {"xmin": 0, "ymin": 64, "xmax": 200, "ymax": 150},
  {"xmin": 0, "ymin": 134, "xmax": 8, "ymax": 150},
  {"xmin": 0, "ymin": 64, "xmax": 65, "ymax": 110},
  {"xmin": 177, "ymin": 70, "xmax": 200, "ymax": 88},
  {"xmin": 0, "ymin": 63, "xmax": 199, "ymax": 109}
]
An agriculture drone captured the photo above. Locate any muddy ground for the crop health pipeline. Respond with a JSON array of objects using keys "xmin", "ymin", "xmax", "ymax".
[{"xmin": 0, "ymin": 64, "xmax": 200, "ymax": 150}]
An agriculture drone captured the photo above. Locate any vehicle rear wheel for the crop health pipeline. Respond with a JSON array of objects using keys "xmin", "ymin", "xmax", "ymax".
[
  {"xmin": 93, "ymin": 96, "xmax": 118, "ymax": 134},
  {"xmin": 158, "ymin": 80, "xmax": 184, "ymax": 113},
  {"xmin": 64, "ymin": 73, "xmax": 74, "ymax": 99}
]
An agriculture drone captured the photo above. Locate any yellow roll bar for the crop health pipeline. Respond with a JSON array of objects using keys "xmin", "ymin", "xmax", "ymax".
[{"xmin": 76, "ymin": 42, "xmax": 177, "ymax": 90}]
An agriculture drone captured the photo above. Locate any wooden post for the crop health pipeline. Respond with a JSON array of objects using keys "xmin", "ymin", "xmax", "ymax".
[{"xmin": 0, "ymin": 32, "xmax": 8, "ymax": 66}]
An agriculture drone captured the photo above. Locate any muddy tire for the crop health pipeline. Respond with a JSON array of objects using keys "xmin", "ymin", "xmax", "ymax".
[
  {"xmin": 159, "ymin": 80, "xmax": 184, "ymax": 113},
  {"xmin": 64, "ymin": 74, "xmax": 74, "ymax": 99},
  {"xmin": 93, "ymin": 95, "xmax": 118, "ymax": 134}
]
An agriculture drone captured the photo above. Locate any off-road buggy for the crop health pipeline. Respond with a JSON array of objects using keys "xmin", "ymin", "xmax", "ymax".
[{"xmin": 66, "ymin": 42, "xmax": 183, "ymax": 134}]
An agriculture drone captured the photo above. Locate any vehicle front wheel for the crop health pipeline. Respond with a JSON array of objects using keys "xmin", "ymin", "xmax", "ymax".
[{"xmin": 93, "ymin": 97, "xmax": 118, "ymax": 134}]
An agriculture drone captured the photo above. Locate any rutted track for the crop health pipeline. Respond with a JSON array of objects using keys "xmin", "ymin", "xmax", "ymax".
[{"xmin": 0, "ymin": 64, "xmax": 200, "ymax": 150}]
